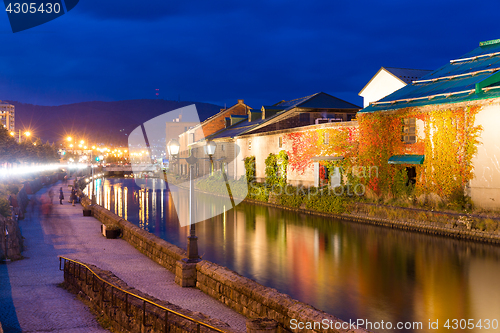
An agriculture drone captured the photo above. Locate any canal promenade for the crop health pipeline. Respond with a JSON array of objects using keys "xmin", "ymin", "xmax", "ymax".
[{"xmin": 0, "ymin": 181, "xmax": 247, "ymax": 333}]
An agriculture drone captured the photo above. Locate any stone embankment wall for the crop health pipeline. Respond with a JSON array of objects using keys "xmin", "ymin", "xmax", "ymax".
[
  {"xmin": 83, "ymin": 197, "xmax": 186, "ymax": 273},
  {"xmin": 194, "ymin": 184, "xmax": 500, "ymax": 246},
  {"xmin": 80, "ymin": 195, "xmax": 369, "ymax": 333},
  {"xmin": 245, "ymin": 197, "xmax": 500, "ymax": 245},
  {"xmin": 62, "ymin": 259, "xmax": 239, "ymax": 333},
  {"xmin": 195, "ymin": 261, "xmax": 358, "ymax": 333}
]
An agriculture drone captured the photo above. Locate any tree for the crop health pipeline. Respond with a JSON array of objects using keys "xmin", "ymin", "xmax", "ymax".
[{"xmin": 0, "ymin": 126, "xmax": 20, "ymax": 163}]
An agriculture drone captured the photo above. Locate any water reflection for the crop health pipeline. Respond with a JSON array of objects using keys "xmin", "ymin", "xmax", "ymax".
[{"xmin": 85, "ymin": 178, "xmax": 500, "ymax": 332}]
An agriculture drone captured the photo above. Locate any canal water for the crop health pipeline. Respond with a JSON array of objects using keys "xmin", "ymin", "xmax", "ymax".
[{"xmin": 86, "ymin": 178, "xmax": 500, "ymax": 332}]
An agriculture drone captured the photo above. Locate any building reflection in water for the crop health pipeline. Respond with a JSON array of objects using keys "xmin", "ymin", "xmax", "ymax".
[{"xmin": 85, "ymin": 178, "xmax": 500, "ymax": 333}]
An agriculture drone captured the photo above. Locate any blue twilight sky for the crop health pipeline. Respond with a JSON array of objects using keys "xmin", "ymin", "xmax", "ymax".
[{"xmin": 0, "ymin": 0, "xmax": 498, "ymax": 108}]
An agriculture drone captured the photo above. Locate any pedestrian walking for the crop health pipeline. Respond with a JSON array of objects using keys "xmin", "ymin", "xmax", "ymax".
[
  {"xmin": 59, "ymin": 187, "xmax": 64, "ymax": 205},
  {"xmin": 71, "ymin": 188, "xmax": 77, "ymax": 206},
  {"xmin": 48, "ymin": 188, "xmax": 54, "ymax": 204},
  {"xmin": 41, "ymin": 194, "xmax": 51, "ymax": 217},
  {"xmin": 28, "ymin": 195, "xmax": 38, "ymax": 220}
]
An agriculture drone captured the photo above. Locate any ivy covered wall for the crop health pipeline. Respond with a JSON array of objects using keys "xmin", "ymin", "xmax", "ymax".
[
  {"xmin": 358, "ymin": 105, "xmax": 482, "ymax": 201},
  {"xmin": 282, "ymin": 104, "xmax": 483, "ymax": 204}
]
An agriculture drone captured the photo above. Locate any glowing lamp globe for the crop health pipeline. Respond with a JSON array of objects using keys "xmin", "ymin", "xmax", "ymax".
[
  {"xmin": 204, "ymin": 141, "xmax": 217, "ymax": 156},
  {"xmin": 167, "ymin": 139, "xmax": 180, "ymax": 156}
]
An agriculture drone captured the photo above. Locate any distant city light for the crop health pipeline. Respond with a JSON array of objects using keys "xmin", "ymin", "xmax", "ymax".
[
  {"xmin": 66, "ymin": 136, "xmax": 72, "ymax": 142},
  {"xmin": 0, "ymin": 163, "xmax": 86, "ymax": 178}
]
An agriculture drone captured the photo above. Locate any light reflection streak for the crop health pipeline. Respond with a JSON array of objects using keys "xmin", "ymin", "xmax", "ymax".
[
  {"xmin": 117, "ymin": 186, "xmax": 123, "ymax": 218},
  {"xmin": 124, "ymin": 187, "xmax": 128, "ymax": 221},
  {"xmin": 146, "ymin": 189, "xmax": 149, "ymax": 228}
]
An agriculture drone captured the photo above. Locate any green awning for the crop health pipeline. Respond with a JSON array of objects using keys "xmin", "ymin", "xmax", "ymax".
[{"xmin": 388, "ymin": 155, "xmax": 424, "ymax": 165}]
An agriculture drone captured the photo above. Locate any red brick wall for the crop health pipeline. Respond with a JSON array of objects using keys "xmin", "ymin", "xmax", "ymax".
[
  {"xmin": 176, "ymin": 102, "xmax": 249, "ymax": 176},
  {"xmin": 194, "ymin": 103, "xmax": 248, "ymax": 141},
  {"xmin": 252, "ymin": 111, "xmax": 356, "ymax": 134}
]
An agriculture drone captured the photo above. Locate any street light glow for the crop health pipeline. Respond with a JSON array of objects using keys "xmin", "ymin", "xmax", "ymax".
[{"xmin": 67, "ymin": 136, "xmax": 72, "ymax": 142}]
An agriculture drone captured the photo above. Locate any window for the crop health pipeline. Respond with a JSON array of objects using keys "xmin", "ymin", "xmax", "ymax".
[
  {"xmin": 221, "ymin": 144, "xmax": 224, "ymax": 151},
  {"xmin": 248, "ymin": 140, "xmax": 252, "ymax": 150},
  {"xmin": 323, "ymin": 132, "xmax": 329, "ymax": 145},
  {"xmin": 189, "ymin": 133, "xmax": 195, "ymax": 144},
  {"xmin": 299, "ymin": 113, "xmax": 310, "ymax": 123},
  {"xmin": 402, "ymin": 118, "xmax": 416, "ymax": 144},
  {"xmin": 278, "ymin": 137, "xmax": 283, "ymax": 148}
]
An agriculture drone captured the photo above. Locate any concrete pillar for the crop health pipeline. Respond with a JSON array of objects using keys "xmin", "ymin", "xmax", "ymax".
[
  {"xmin": 175, "ymin": 259, "xmax": 197, "ymax": 287},
  {"xmin": 313, "ymin": 162, "xmax": 319, "ymax": 187},
  {"xmin": 246, "ymin": 318, "xmax": 278, "ymax": 333}
]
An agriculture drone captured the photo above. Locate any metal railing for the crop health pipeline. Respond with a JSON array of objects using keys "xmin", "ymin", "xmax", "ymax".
[{"xmin": 59, "ymin": 256, "xmax": 228, "ymax": 333}]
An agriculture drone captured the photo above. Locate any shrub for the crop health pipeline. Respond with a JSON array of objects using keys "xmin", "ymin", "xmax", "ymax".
[
  {"xmin": 475, "ymin": 221, "xmax": 486, "ymax": 231},
  {"xmin": 244, "ymin": 156, "xmax": 256, "ymax": 183},
  {"xmin": 7, "ymin": 184, "xmax": 20, "ymax": 195},
  {"xmin": 448, "ymin": 187, "xmax": 473, "ymax": 210},
  {"xmin": 277, "ymin": 185, "xmax": 305, "ymax": 208},
  {"xmin": 0, "ymin": 197, "xmax": 11, "ymax": 218},
  {"xmin": 248, "ymin": 182, "xmax": 269, "ymax": 202},
  {"xmin": 485, "ymin": 219, "xmax": 498, "ymax": 232},
  {"xmin": 265, "ymin": 151, "xmax": 288, "ymax": 188},
  {"xmin": 304, "ymin": 190, "xmax": 347, "ymax": 214}
]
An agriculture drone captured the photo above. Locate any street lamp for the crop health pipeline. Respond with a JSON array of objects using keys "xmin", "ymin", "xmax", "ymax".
[
  {"xmin": 18, "ymin": 130, "xmax": 31, "ymax": 143},
  {"xmin": 167, "ymin": 139, "xmax": 216, "ymax": 263},
  {"xmin": 204, "ymin": 141, "xmax": 216, "ymax": 175},
  {"xmin": 66, "ymin": 136, "xmax": 74, "ymax": 154}
]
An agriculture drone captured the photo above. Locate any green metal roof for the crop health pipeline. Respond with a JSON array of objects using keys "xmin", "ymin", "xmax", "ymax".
[
  {"xmin": 361, "ymin": 39, "xmax": 500, "ymax": 113},
  {"xmin": 388, "ymin": 155, "xmax": 425, "ymax": 165}
]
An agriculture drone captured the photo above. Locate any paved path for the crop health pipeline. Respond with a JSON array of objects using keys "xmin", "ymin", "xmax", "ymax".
[{"xmin": 0, "ymin": 181, "xmax": 247, "ymax": 333}]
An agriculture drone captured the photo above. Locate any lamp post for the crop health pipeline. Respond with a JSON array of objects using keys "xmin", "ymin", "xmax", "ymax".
[
  {"xmin": 91, "ymin": 149, "xmax": 95, "ymax": 205},
  {"xmin": 19, "ymin": 130, "xmax": 31, "ymax": 143},
  {"xmin": 204, "ymin": 141, "xmax": 216, "ymax": 176},
  {"xmin": 66, "ymin": 136, "xmax": 74, "ymax": 155},
  {"xmin": 167, "ymin": 139, "xmax": 216, "ymax": 263}
]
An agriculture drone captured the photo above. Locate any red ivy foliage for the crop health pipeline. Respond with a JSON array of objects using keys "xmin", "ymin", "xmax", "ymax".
[{"xmin": 285, "ymin": 126, "xmax": 358, "ymax": 175}]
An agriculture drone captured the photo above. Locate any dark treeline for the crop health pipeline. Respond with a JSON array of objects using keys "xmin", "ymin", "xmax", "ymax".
[{"xmin": 0, "ymin": 126, "xmax": 60, "ymax": 164}]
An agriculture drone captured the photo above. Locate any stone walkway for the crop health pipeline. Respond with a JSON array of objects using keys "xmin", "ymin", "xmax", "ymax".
[{"xmin": 0, "ymin": 181, "xmax": 247, "ymax": 333}]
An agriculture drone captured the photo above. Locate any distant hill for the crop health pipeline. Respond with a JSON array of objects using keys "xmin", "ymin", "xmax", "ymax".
[{"xmin": 7, "ymin": 99, "xmax": 222, "ymax": 146}]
